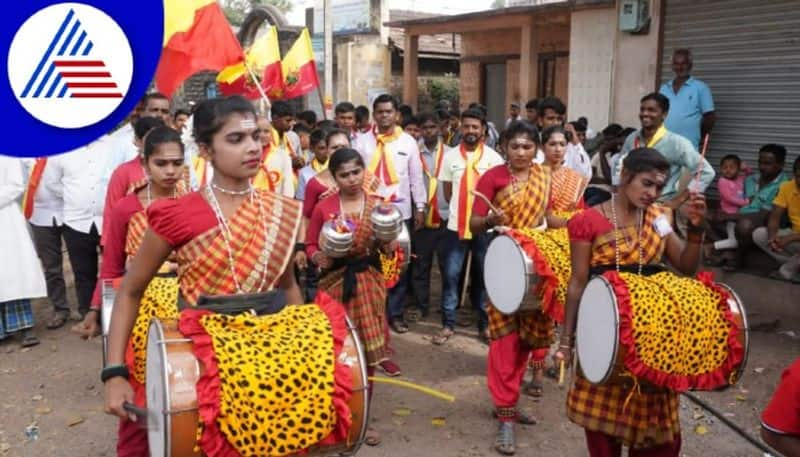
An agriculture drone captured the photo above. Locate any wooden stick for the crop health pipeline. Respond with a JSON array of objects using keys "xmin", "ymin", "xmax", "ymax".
[
  {"xmin": 243, "ymin": 61, "xmax": 272, "ymax": 119},
  {"xmin": 470, "ymin": 189, "xmax": 501, "ymax": 215},
  {"xmin": 316, "ymin": 85, "xmax": 328, "ymax": 120},
  {"xmin": 458, "ymin": 250, "xmax": 472, "ymax": 310},
  {"xmin": 558, "ymin": 360, "xmax": 566, "ymax": 386}
]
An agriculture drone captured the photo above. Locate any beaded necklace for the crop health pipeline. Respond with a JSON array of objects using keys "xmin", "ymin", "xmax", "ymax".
[
  {"xmin": 610, "ymin": 193, "xmax": 644, "ymax": 275},
  {"xmin": 205, "ymin": 184, "xmax": 271, "ymax": 293}
]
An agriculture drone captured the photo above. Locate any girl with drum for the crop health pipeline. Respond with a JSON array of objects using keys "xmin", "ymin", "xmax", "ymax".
[
  {"xmin": 469, "ymin": 121, "xmax": 551, "ymax": 455},
  {"xmin": 554, "ymin": 148, "xmax": 709, "ymax": 456},
  {"xmin": 522, "ymin": 125, "xmax": 590, "ymax": 398},
  {"xmin": 306, "ymin": 147, "xmax": 401, "ymax": 447},
  {"xmin": 103, "ymin": 96, "xmax": 320, "ymax": 455},
  {"xmin": 75, "ymin": 126, "xmax": 186, "ymax": 456}
]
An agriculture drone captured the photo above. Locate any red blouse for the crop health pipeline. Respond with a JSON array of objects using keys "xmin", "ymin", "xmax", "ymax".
[
  {"xmin": 303, "ymin": 176, "xmax": 330, "ymax": 219},
  {"xmin": 90, "ymin": 194, "xmax": 143, "ymax": 309},
  {"xmin": 761, "ymin": 357, "xmax": 800, "ymax": 435},
  {"xmin": 147, "ymin": 191, "xmax": 217, "ymax": 247},
  {"xmin": 101, "ymin": 157, "xmax": 144, "ymax": 245},
  {"xmin": 567, "ymin": 207, "xmax": 614, "ymax": 243}
]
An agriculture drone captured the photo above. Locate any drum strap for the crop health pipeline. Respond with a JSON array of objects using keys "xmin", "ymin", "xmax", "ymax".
[
  {"xmin": 324, "ymin": 255, "xmax": 381, "ymax": 303},
  {"xmin": 177, "ymin": 290, "xmax": 288, "ymax": 316},
  {"xmin": 589, "ymin": 263, "xmax": 668, "ymax": 277}
]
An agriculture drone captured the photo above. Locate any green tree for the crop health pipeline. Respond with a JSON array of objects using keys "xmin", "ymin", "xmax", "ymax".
[
  {"xmin": 222, "ymin": 0, "xmax": 293, "ymax": 26},
  {"xmin": 490, "ymin": 0, "xmax": 506, "ymax": 8}
]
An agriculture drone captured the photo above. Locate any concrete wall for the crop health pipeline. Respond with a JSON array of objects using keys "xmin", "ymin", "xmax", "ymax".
[
  {"xmin": 567, "ymin": 7, "xmax": 616, "ymax": 127},
  {"xmin": 610, "ymin": 0, "xmax": 662, "ymax": 127},
  {"xmin": 458, "ymin": 21, "xmax": 570, "ymax": 111},
  {"xmin": 335, "ymin": 36, "xmax": 391, "ymax": 107}
]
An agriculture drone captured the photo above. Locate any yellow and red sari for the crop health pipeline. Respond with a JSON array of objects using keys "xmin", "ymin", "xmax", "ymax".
[
  {"xmin": 532, "ymin": 165, "xmax": 589, "ymax": 323},
  {"xmin": 566, "ymin": 204, "xmax": 744, "ymax": 448},
  {"xmin": 472, "ymin": 164, "xmax": 553, "ymax": 348},
  {"xmin": 149, "ymin": 191, "xmax": 354, "ymax": 456},
  {"xmin": 306, "ymin": 194, "xmax": 389, "ymax": 366}
]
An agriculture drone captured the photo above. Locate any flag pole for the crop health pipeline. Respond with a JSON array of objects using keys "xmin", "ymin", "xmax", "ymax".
[
  {"xmin": 316, "ymin": 85, "xmax": 327, "ymax": 120},
  {"xmin": 244, "ymin": 61, "xmax": 273, "ymax": 120}
]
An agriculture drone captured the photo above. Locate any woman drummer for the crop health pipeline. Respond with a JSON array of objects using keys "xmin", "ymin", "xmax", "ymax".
[
  {"xmin": 523, "ymin": 125, "xmax": 590, "ymax": 398},
  {"xmin": 554, "ymin": 147, "xmax": 706, "ymax": 457},
  {"xmin": 76, "ymin": 126, "xmax": 186, "ymax": 456},
  {"xmin": 469, "ymin": 120, "xmax": 551, "ymax": 455},
  {"xmin": 306, "ymin": 147, "xmax": 400, "ymax": 447},
  {"xmin": 103, "ymin": 96, "xmax": 308, "ymax": 451}
]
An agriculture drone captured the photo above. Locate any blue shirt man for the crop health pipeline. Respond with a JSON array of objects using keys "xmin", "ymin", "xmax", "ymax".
[{"xmin": 658, "ymin": 49, "xmax": 716, "ymax": 149}]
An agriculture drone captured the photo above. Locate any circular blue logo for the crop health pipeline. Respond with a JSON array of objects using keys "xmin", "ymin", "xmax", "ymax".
[{"xmin": 2, "ymin": 0, "xmax": 163, "ymax": 157}]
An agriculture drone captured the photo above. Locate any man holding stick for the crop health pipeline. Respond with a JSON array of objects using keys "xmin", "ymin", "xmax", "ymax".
[{"xmin": 434, "ymin": 109, "xmax": 504, "ymax": 345}]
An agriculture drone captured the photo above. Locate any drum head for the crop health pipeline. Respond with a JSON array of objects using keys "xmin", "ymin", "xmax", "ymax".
[
  {"xmin": 484, "ymin": 235, "xmax": 529, "ymax": 314},
  {"xmin": 146, "ymin": 320, "xmax": 168, "ymax": 457},
  {"xmin": 576, "ymin": 277, "xmax": 619, "ymax": 384}
]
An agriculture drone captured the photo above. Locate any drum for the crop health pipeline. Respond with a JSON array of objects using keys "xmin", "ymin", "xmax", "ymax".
[
  {"xmin": 576, "ymin": 275, "xmax": 749, "ymax": 389},
  {"xmin": 145, "ymin": 316, "xmax": 369, "ymax": 457},
  {"xmin": 483, "ymin": 234, "xmax": 538, "ymax": 314}
]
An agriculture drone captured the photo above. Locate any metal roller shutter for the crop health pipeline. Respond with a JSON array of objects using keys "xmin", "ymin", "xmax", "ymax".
[{"xmin": 660, "ymin": 0, "xmax": 800, "ymax": 170}]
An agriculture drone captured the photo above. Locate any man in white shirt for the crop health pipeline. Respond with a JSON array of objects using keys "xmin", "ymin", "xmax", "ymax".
[
  {"xmin": 353, "ymin": 94, "xmax": 427, "ymax": 340},
  {"xmin": 537, "ymin": 97, "xmax": 592, "ymax": 179},
  {"xmin": 436, "ymin": 109, "xmax": 505, "ymax": 344},
  {"xmin": 47, "ymin": 135, "xmax": 113, "ymax": 317},
  {"xmin": 21, "ymin": 158, "xmax": 70, "ymax": 328}
]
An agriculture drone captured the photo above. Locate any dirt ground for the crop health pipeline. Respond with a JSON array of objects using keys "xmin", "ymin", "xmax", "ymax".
[{"xmin": 0, "ymin": 276, "xmax": 798, "ymax": 457}]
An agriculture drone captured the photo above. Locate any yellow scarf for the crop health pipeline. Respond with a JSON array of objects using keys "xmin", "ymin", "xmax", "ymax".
[
  {"xmin": 457, "ymin": 142, "xmax": 484, "ymax": 240},
  {"xmin": 192, "ymin": 156, "xmax": 208, "ymax": 187},
  {"xmin": 635, "ymin": 124, "xmax": 668, "ymax": 148},
  {"xmin": 368, "ymin": 126, "xmax": 402, "ymax": 186},
  {"xmin": 422, "ymin": 141, "xmax": 445, "ymax": 228},
  {"xmin": 252, "ymin": 144, "xmax": 280, "ymax": 191},
  {"xmin": 311, "ymin": 158, "xmax": 328, "ymax": 173}
]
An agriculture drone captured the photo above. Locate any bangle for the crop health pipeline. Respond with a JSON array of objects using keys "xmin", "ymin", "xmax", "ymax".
[
  {"xmin": 294, "ymin": 242, "xmax": 306, "ymax": 253},
  {"xmin": 101, "ymin": 364, "xmax": 129, "ymax": 383}
]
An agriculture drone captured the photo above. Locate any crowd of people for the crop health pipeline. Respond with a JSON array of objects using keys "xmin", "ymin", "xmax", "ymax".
[{"xmin": 0, "ymin": 47, "xmax": 798, "ymax": 457}]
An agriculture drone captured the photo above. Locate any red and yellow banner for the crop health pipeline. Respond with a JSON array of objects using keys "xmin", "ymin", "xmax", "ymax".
[
  {"xmin": 218, "ymin": 26, "xmax": 283, "ymax": 100},
  {"xmin": 156, "ymin": 0, "xmax": 244, "ymax": 97}
]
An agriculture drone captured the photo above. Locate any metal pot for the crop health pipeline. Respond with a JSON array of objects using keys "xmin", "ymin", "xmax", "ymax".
[
  {"xmin": 396, "ymin": 223, "xmax": 411, "ymax": 272},
  {"xmin": 320, "ymin": 221, "xmax": 354, "ymax": 258},
  {"xmin": 370, "ymin": 202, "xmax": 402, "ymax": 242}
]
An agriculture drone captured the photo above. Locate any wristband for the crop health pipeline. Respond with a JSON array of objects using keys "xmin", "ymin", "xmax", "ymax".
[
  {"xmin": 294, "ymin": 242, "xmax": 306, "ymax": 253},
  {"xmin": 101, "ymin": 364, "xmax": 129, "ymax": 383}
]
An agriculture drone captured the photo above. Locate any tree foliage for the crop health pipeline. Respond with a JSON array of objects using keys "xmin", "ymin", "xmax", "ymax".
[{"xmin": 222, "ymin": 0, "xmax": 293, "ymax": 26}]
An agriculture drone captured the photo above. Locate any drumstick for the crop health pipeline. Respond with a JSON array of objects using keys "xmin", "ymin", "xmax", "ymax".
[
  {"xmin": 558, "ymin": 360, "xmax": 566, "ymax": 386},
  {"xmin": 123, "ymin": 402, "xmax": 148, "ymax": 426},
  {"xmin": 368, "ymin": 376, "xmax": 455, "ymax": 402},
  {"xmin": 470, "ymin": 189, "xmax": 501, "ymax": 215}
]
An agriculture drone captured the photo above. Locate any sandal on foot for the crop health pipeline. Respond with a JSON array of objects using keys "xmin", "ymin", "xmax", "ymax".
[
  {"xmin": 365, "ymin": 427, "xmax": 381, "ymax": 446},
  {"xmin": 390, "ymin": 321, "xmax": 409, "ymax": 334},
  {"xmin": 523, "ymin": 380, "xmax": 543, "ymax": 398},
  {"xmin": 516, "ymin": 410, "xmax": 538, "ymax": 426},
  {"xmin": 20, "ymin": 331, "xmax": 40, "ymax": 348},
  {"xmin": 494, "ymin": 422, "xmax": 515, "ymax": 455},
  {"xmin": 432, "ymin": 327, "xmax": 454, "ymax": 345},
  {"xmin": 46, "ymin": 311, "xmax": 69, "ymax": 330}
]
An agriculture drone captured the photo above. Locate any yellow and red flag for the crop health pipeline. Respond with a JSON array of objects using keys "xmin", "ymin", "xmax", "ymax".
[
  {"xmin": 156, "ymin": 0, "xmax": 244, "ymax": 97},
  {"xmin": 280, "ymin": 28, "xmax": 320, "ymax": 100},
  {"xmin": 217, "ymin": 26, "xmax": 283, "ymax": 100}
]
